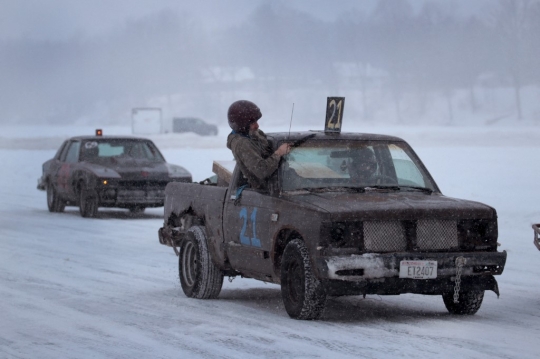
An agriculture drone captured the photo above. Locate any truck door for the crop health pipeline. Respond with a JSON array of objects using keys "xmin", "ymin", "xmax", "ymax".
[{"xmin": 223, "ymin": 168, "xmax": 275, "ymax": 276}]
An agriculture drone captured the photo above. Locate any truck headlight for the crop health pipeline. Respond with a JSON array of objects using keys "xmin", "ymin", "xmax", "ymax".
[
  {"xmin": 458, "ymin": 218, "xmax": 498, "ymax": 251},
  {"xmin": 321, "ymin": 221, "xmax": 363, "ymax": 249},
  {"xmin": 330, "ymin": 222, "xmax": 347, "ymax": 246}
]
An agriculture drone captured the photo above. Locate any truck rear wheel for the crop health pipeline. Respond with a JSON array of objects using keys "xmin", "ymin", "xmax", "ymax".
[
  {"xmin": 46, "ymin": 182, "xmax": 65, "ymax": 213},
  {"xmin": 280, "ymin": 239, "xmax": 326, "ymax": 320},
  {"xmin": 179, "ymin": 226, "xmax": 223, "ymax": 299},
  {"xmin": 442, "ymin": 290, "xmax": 484, "ymax": 315}
]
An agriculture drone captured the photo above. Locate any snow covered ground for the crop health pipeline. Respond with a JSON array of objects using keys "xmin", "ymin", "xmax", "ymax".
[{"xmin": 1, "ymin": 124, "xmax": 540, "ymax": 358}]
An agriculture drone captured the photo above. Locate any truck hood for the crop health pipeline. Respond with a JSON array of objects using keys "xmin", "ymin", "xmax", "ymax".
[
  {"xmin": 84, "ymin": 158, "xmax": 189, "ymax": 180},
  {"xmin": 107, "ymin": 158, "xmax": 168, "ymax": 179},
  {"xmin": 282, "ymin": 191, "xmax": 495, "ymax": 221}
]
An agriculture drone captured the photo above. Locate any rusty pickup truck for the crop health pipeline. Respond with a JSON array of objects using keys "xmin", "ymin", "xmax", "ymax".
[{"xmin": 158, "ymin": 131, "xmax": 507, "ymax": 320}]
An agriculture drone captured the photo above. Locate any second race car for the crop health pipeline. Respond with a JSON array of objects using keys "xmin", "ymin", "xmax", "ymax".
[{"xmin": 37, "ymin": 131, "xmax": 192, "ymax": 217}]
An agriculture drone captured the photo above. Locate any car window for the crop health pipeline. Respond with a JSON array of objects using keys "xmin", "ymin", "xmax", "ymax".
[
  {"xmin": 81, "ymin": 140, "xmax": 165, "ymax": 162},
  {"xmin": 281, "ymin": 141, "xmax": 435, "ymax": 191},
  {"xmin": 55, "ymin": 141, "xmax": 69, "ymax": 160},
  {"xmin": 60, "ymin": 141, "xmax": 75, "ymax": 161},
  {"xmin": 140, "ymin": 142, "xmax": 163, "ymax": 160},
  {"xmin": 388, "ymin": 145, "xmax": 425, "ymax": 187},
  {"xmin": 64, "ymin": 141, "xmax": 80, "ymax": 163},
  {"xmin": 98, "ymin": 143, "xmax": 124, "ymax": 156}
]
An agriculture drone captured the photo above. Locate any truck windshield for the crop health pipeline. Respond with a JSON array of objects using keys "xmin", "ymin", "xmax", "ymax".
[
  {"xmin": 80, "ymin": 139, "xmax": 165, "ymax": 162},
  {"xmin": 280, "ymin": 141, "xmax": 436, "ymax": 192}
]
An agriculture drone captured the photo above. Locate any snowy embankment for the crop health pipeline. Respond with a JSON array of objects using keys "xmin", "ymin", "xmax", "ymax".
[{"xmin": 1, "ymin": 125, "xmax": 540, "ymax": 359}]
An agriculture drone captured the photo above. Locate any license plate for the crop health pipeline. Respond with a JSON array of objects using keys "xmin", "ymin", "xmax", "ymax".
[{"xmin": 399, "ymin": 260, "xmax": 437, "ymax": 279}]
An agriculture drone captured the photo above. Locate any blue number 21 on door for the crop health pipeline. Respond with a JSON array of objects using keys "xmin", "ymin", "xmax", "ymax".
[{"xmin": 239, "ymin": 207, "xmax": 261, "ymax": 247}]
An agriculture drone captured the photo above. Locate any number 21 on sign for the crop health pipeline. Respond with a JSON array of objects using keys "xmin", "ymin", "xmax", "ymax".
[{"xmin": 325, "ymin": 97, "xmax": 345, "ymax": 133}]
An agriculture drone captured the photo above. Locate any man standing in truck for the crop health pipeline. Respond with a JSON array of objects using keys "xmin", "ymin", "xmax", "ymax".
[{"xmin": 226, "ymin": 100, "xmax": 291, "ymax": 189}]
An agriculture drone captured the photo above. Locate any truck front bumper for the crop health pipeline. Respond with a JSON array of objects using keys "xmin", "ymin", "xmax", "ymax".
[{"xmin": 315, "ymin": 251, "xmax": 507, "ymax": 296}]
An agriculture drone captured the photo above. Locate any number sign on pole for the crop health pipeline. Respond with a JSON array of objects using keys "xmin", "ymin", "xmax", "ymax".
[{"xmin": 324, "ymin": 97, "xmax": 345, "ymax": 133}]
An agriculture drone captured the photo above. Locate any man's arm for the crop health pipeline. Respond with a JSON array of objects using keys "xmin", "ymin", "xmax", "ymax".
[
  {"xmin": 235, "ymin": 140, "xmax": 281, "ymax": 181},
  {"xmin": 233, "ymin": 137, "xmax": 291, "ymax": 182}
]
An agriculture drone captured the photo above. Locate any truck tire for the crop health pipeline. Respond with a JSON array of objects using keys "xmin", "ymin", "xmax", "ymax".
[
  {"xmin": 79, "ymin": 184, "xmax": 98, "ymax": 218},
  {"xmin": 179, "ymin": 225, "xmax": 223, "ymax": 299},
  {"xmin": 442, "ymin": 290, "xmax": 484, "ymax": 315},
  {"xmin": 280, "ymin": 239, "xmax": 326, "ymax": 320},
  {"xmin": 47, "ymin": 182, "xmax": 65, "ymax": 213}
]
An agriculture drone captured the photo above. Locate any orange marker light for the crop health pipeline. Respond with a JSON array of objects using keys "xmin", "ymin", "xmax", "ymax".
[
  {"xmin": 103, "ymin": 180, "xmax": 108, "ymax": 185},
  {"xmin": 95, "ymin": 129, "xmax": 103, "ymax": 136}
]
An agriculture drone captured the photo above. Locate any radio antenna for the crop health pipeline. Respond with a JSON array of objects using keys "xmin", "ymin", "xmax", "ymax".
[{"xmin": 287, "ymin": 103, "xmax": 295, "ymax": 140}]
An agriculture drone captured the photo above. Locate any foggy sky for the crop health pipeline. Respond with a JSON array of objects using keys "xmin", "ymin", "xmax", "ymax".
[
  {"xmin": 0, "ymin": 0, "xmax": 489, "ymax": 41},
  {"xmin": 0, "ymin": 0, "xmax": 362, "ymax": 40},
  {"xmin": 1, "ymin": 0, "xmax": 537, "ymax": 126}
]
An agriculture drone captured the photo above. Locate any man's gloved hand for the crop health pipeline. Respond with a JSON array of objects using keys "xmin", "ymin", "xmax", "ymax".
[{"xmin": 275, "ymin": 143, "xmax": 292, "ymax": 157}]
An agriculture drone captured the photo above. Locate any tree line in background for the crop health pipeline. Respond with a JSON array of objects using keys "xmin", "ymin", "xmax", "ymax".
[{"xmin": 1, "ymin": 0, "xmax": 539, "ymax": 124}]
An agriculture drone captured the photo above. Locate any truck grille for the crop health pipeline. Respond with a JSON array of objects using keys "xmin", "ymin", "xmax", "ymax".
[
  {"xmin": 362, "ymin": 220, "xmax": 458, "ymax": 252},
  {"xmin": 416, "ymin": 219, "xmax": 458, "ymax": 250},
  {"xmin": 364, "ymin": 221, "xmax": 406, "ymax": 252}
]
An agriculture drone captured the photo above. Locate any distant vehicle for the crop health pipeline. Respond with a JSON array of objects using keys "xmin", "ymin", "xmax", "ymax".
[
  {"xmin": 37, "ymin": 130, "xmax": 192, "ymax": 218},
  {"xmin": 172, "ymin": 117, "xmax": 218, "ymax": 136}
]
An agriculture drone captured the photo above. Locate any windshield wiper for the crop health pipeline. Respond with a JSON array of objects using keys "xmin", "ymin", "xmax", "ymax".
[
  {"xmin": 366, "ymin": 185, "xmax": 401, "ymax": 191},
  {"xmin": 366, "ymin": 185, "xmax": 433, "ymax": 194},
  {"xmin": 294, "ymin": 186, "xmax": 366, "ymax": 193},
  {"xmin": 335, "ymin": 186, "xmax": 366, "ymax": 193},
  {"xmin": 398, "ymin": 186, "xmax": 434, "ymax": 194}
]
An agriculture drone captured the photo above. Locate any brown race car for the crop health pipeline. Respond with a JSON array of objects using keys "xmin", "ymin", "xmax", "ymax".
[
  {"xmin": 158, "ymin": 131, "xmax": 507, "ymax": 320},
  {"xmin": 38, "ymin": 132, "xmax": 192, "ymax": 217}
]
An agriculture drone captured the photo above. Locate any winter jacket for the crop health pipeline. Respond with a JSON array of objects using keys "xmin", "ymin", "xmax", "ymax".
[{"xmin": 226, "ymin": 130, "xmax": 280, "ymax": 189}]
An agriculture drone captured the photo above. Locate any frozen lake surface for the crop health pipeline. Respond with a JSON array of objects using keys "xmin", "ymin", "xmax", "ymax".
[{"xmin": 1, "ymin": 125, "xmax": 540, "ymax": 358}]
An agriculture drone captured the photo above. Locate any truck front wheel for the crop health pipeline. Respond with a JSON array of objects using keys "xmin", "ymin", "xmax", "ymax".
[
  {"xmin": 442, "ymin": 290, "xmax": 484, "ymax": 315},
  {"xmin": 280, "ymin": 239, "xmax": 326, "ymax": 320},
  {"xmin": 179, "ymin": 226, "xmax": 223, "ymax": 299}
]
